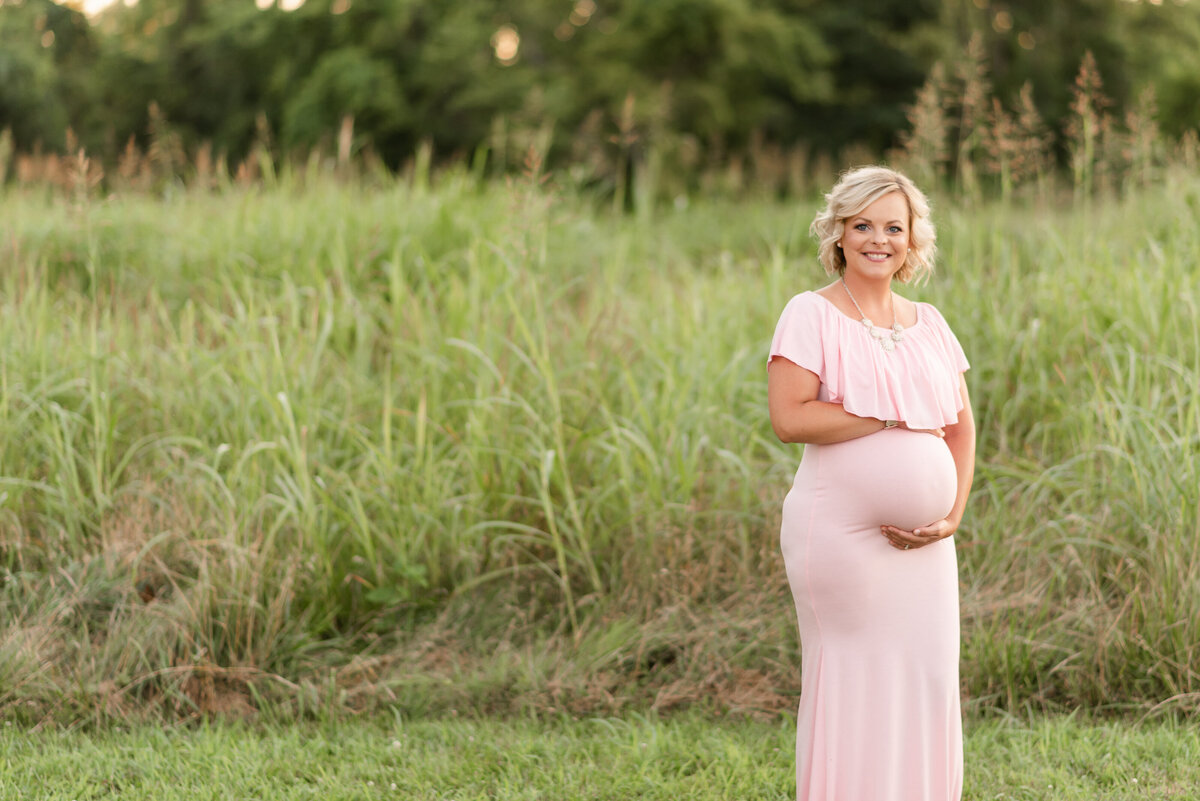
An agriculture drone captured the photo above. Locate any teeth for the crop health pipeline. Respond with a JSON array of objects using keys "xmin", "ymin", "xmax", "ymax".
[{"xmin": 865, "ymin": 253, "xmax": 889, "ymax": 261}]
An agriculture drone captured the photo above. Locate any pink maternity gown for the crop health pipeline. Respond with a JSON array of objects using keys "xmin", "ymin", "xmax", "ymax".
[{"xmin": 769, "ymin": 291, "xmax": 970, "ymax": 801}]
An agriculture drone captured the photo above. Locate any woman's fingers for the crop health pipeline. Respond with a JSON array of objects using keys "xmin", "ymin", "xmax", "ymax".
[
  {"xmin": 882, "ymin": 520, "xmax": 951, "ymax": 549},
  {"xmin": 881, "ymin": 525, "xmax": 919, "ymax": 549},
  {"xmin": 900, "ymin": 424, "xmax": 945, "ymax": 437}
]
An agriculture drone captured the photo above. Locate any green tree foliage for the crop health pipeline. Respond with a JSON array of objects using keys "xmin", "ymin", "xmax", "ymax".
[
  {"xmin": 789, "ymin": 0, "xmax": 945, "ymax": 154},
  {"xmin": 1121, "ymin": 2, "xmax": 1200, "ymax": 138},
  {"xmin": 398, "ymin": 2, "xmax": 533, "ymax": 158},
  {"xmin": 0, "ymin": 0, "xmax": 90, "ymax": 149},
  {"xmin": 944, "ymin": 0, "xmax": 1200, "ymax": 141},
  {"xmin": 564, "ymin": 0, "xmax": 833, "ymax": 149},
  {"xmin": 282, "ymin": 46, "xmax": 406, "ymax": 151},
  {"xmin": 1, "ymin": 0, "xmax": 1198, "ymax": 175}
]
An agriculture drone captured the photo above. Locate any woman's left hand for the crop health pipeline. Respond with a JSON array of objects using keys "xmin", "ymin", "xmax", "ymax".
[{"xmin": 881, "ymin": 518, "xmax": 957, "ymax": 551}]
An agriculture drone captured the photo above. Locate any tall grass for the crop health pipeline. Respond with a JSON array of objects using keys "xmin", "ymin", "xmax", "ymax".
[{"xmin": 1, "ymin": 161, "xmax": 1198, "ymax": 722}]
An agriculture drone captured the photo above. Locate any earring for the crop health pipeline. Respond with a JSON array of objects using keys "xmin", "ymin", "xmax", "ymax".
[{"xmin": 836, "ymin": 241, "xmax": 842, "ymax": 248}]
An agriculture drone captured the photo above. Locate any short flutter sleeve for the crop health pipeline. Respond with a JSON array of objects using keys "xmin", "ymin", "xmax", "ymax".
[
  {"xmin": 768, "ymin": 291, "xmax": 970, "ymax": 430},
  {"xmin": 918, "ymin": 303, "xmax": 970, "ymax": 375},
  {"xmin": 768, "ymin": 292, "xmax": 827, "ymax": 379}
]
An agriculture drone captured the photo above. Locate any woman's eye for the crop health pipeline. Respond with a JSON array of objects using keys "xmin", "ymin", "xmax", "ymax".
[
  {"xmin": 855, "ymin": 224, "xmax": 869, "ymax": 231},
  {"xmin": 887, "ymin": 227, "xmax": 903, "ymax": 234}
]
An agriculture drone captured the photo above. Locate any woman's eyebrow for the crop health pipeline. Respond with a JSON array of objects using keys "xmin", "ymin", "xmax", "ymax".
[{"xmin": 850, "ymin": 217, "xmax": 905, "ymax": 225}]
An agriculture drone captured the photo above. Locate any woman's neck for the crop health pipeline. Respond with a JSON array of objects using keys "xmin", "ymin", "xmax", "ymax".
[{"xmin": 841, "ymin": 273, "xmax": 894, "ymax": 315}]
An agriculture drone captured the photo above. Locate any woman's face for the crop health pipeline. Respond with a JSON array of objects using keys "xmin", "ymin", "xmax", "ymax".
[{"xmin": 840, "ymin": 191, "xmax": 911, "ymax": 281}]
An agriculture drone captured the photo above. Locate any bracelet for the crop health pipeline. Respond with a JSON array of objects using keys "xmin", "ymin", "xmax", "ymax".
[{"xmin": 883, "ymin": 419, "xmax": 899, "ymax": 429}]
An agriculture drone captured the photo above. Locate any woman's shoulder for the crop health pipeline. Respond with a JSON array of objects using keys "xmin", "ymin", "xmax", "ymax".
[
  {"xmin": 785, "ymin": 288, "xmax": 824, "ymax": 305},
  {"xmin": 777, "ymin": 289, "xmax": 832, "ymax": 320},
  {"xmin": 914, "ymin": 299, "xmax": 954, "ymax": 327},
  {"xmin": 786, "ymin": 284, "xmax": 852, "ymax": 314}
]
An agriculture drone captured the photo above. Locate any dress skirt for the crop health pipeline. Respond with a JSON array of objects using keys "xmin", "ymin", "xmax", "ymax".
[{"xmin": 781, "ymin": 426, "xmax": 963, "ymax": 801}]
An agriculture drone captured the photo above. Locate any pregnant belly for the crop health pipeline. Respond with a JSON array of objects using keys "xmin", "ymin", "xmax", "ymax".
[{"xmin": 816, "ymin": 428, "xmax": 958, "ymax": 531}]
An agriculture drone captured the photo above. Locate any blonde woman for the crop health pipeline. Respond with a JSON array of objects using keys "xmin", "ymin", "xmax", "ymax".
[{"xmin": 767, "ymin": 166, "xmax": 976, "ymax": 801}]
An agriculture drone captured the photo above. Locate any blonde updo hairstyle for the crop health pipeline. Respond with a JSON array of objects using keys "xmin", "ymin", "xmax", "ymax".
[{"xmin": 810, "ymin": 166, "xmax": 937, "ymax": 284}]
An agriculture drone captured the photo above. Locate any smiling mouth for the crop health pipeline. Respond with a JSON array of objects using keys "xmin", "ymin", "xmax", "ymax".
[{"xmin": 863, "ymin": 252, "xmax": 891, "ymax": 262}]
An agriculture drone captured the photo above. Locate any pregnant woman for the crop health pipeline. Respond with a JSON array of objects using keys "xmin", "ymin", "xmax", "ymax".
[{"xmin": 767, "ymin": 166, "xmax": 976, "ymax": 801}]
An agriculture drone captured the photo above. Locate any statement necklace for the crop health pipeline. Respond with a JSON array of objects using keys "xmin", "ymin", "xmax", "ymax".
[{"xmin": 840, "ymin": 278, "xmax": 905, "ymax": 353}]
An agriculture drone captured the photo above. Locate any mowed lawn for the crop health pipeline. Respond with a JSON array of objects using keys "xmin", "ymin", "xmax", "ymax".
[{"xmin": 0, "ymin": 713, "xmax": 1195, "ymax": 800}]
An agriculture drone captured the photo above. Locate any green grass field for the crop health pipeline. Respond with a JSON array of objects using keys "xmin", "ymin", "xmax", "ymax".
[
  {"xmin": 1, "ymin": 164, "xmax": 1199, "ymax": 723},
  {"xmin": 1, "ymin": 714, "xmax": 1196, "ymax": 800}
]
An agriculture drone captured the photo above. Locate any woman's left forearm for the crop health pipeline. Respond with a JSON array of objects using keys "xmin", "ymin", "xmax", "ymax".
[
  {"xmin": 881, "ymin": 377, "xmax": 975, "ymax": 551},
  {"xmin": 941, "ymin": 385, "xmax": 976, "ymax": 531}
]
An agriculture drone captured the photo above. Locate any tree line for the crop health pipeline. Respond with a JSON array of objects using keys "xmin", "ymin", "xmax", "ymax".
[{"xmin": 1, "ymin": 0, "xmax": 1198, "ymax": 189}]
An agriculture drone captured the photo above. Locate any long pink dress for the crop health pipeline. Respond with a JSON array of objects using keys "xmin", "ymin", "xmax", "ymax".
[{"xmin": 769, "ymin": 291, "xmax": 970, "ymax": 801}]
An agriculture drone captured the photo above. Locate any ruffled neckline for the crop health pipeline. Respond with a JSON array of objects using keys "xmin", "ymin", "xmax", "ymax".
[
  {"xmin": 808, "ymin": 289, "xmax": 926, "ymax": 336},
  {"xmin": 769, "ymin": 291, "xmax": 969, "ymax": 429}
]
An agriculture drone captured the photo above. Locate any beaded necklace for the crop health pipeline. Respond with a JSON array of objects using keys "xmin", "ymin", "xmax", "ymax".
[{"xmin": 840, "ymin": 278, "xmax": 905, "ymax": 353}]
